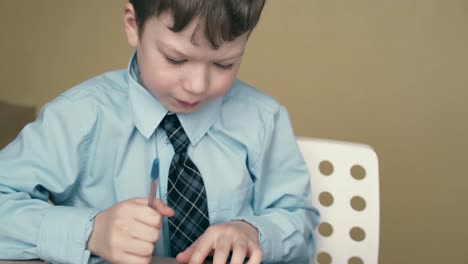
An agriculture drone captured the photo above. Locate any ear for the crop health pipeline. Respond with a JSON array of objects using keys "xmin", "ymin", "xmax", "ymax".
[{"xmin": 124, "ymin": 2, "xmax": 139, "ymax": 48}]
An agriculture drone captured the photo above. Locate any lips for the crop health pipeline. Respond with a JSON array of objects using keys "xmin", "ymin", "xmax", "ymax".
[{"xmin": 176, "ymin": 99, "xmax": 199, "ymax": 108}]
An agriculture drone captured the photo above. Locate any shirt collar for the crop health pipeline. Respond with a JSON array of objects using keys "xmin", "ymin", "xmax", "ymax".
[{"xmin": 127, "ymin": 52, "xmax": 222, "ymax": 145}]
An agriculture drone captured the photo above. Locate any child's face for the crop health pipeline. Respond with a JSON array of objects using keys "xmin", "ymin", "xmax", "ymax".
[{"xmin": 125, "ymin": 5, "xmax": 248, "ymax": 114}]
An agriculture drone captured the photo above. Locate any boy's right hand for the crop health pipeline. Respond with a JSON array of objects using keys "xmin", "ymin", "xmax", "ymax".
[{"xmin": 87, "ymin": 197, "xmax": 174, "ymax": 263}]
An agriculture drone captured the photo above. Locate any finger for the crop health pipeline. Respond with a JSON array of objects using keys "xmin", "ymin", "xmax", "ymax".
[
  {"xmin": 123, "ymin": 237, "xmax": 154, "ymax": 257},
  {"xmin": 129, "ymin": 221, "xmax": 160, "ymax": 243},
  {"xmin": 131, "ymin": 198, "xmax": 174, "ymax": 215},
  {"xmin": 229, "ymin": 240, "xmax": 248, "ymax": 264},
  {"xmin": 128, "ymin": 197, "xmax": 151, "ymax": 205},
  {"xmin": 132, "ymin": 205, "xmax": 163, "ymax": 227},
  {"xmin": 127, "ymin": 198, "xmax": 174, "ymax": 221},
  {"xmin": 153, "ymin": 198, "xmax": 175, "ymax": 217},
  {"xmin": 176, "ymin": 243, "xmax": 196, "ymax": 263},
  {"xmin": 212, "ymin": 238, "xmax": 231, "ymax": 264},
  {"xmin": 132, "ymin": 198, "xmax": 174, "ymax": 217},
  {"xmin": 116, "ymin": 252, "xmax": 152, "ymax": 264},
  {"xmin": 188, "ymin": 232, "xmax": 216, "ymax": 264},
  {"xmin": 245, "ymin": 242, "xmax": 262, "ymax": 264}
]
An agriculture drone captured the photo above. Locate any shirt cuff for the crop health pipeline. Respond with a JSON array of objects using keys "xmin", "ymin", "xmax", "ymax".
[
  {"xmin": 37, "ymin": 206, "xmax": 100, "ymax": 264},
  {"xmin": 232, "ymin": 216, "xmax": 284, "ymax": 263}
]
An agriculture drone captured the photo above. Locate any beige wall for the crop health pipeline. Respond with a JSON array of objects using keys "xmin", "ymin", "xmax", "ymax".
[{"xmin": 1, "ymin": 1, "xmax": 467, "ymax": 263}]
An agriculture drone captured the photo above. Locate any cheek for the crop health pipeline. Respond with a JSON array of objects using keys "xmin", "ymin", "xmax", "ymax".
[
  {"xmin": 212, "ymin": 70, "xmax": 239, "ymax": 96},
  {"xmin": 141, "ymin": 67, "xmax": 178, "ymax": 96},
  {"xmin": 137, "ymin": 49, "xmax": 179, "ymax": 96}
]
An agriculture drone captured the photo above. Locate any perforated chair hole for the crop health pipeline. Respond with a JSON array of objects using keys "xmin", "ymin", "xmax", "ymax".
[
  {"xmin": 319, "ymin": 191, "xmax": 334, "ymax": 207},
  {"xmin": 350, "ymin": 226, "xmax": 366, "ymax": 242},
  {"xmin": 318, "ymin": 222, "xmax": 333, "ymax": 237},
  {"xmin": 319, "ymin": 160, "xmax": 334, "ymax": 176},
  {"xmin": 350, "ymin": 196, "xmax": 366, "ymax": 211},
  {"xmin": 350, "ymin": 164, "xmax": 366, "ymax": 180},
  {"xmin": 348, "ymin": 256, "xmax": 364, "ymax": 264},
  {"xmin": 317, "ymin": 252, "xmax": 332, "ymax": 264}
]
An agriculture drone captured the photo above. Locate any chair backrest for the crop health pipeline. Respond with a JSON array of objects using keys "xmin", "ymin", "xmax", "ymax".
[
  {"xmin": 297, "ymin": 137, "xmax": 380, "ymax": 264},
  {"xmin": 0, "ymin": 101, "xmax": 36, "ymax": 150}
]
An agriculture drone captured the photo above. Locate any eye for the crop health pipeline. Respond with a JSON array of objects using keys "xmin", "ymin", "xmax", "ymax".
[
  {"xmin": 165, "ymin": 56, "xmax": 187, "ymax": 65},
  {"xmin": 214, "ymin": 63, "xmax": 234, "ymax": 70}
]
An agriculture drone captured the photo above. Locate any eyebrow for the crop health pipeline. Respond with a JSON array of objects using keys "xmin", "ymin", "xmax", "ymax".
[
  {"xmin": 218, "ymin": 51, "xmax": 245, "ymax": 62},
  {"xmin": 160, "ymin": 41, "xmax": 244, "ymax": 62}
]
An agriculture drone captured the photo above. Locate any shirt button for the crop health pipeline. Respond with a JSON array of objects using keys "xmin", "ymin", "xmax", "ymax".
[{"xmin": 163, "ymin": 136, "xmax": 170, "ymax": 144}]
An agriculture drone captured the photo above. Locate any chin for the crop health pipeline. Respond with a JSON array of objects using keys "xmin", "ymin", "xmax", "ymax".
[
  {"xmin": 180, "ymin": 108, "xmax": 201, "ymax": 114},
  {"xmin": 168, "ymin": 106, "xmax": 200, "ymax": 114}
]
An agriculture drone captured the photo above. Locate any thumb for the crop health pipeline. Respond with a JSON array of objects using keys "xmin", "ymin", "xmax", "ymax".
[{"xmin": 153, "ymin": 198, "xmax": 175, "ymax": 217}]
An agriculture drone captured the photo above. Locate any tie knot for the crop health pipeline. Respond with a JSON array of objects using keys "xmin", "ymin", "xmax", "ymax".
[{"xmin": 161, "ymin": 114, "xmax": 190, "ymax": 153}]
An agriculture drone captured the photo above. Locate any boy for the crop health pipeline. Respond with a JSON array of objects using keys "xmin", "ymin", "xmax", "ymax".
[{"xmin": 0, "ymin": 0, "xmax": 319, "ymax": 263}]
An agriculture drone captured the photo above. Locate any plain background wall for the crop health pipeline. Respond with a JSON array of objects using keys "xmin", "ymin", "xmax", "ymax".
[{"xmin": 1, "ymin": 1, "xmax": 467, "ymax": 263}]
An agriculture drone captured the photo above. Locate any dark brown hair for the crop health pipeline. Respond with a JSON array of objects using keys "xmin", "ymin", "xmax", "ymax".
[{"xmin": 129, "ymin": 0, "xmax": 266, "ymax": 49}]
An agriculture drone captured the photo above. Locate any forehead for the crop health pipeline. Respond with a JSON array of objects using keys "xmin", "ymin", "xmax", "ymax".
[{"xmin": 142, "ymin": 12, "xmax": 248, "ymax": 57}]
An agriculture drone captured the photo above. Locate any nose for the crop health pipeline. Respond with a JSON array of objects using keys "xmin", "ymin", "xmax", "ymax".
[{"xmin": 183, "ymin": 65, "xmax": 210, "ymax": 95}]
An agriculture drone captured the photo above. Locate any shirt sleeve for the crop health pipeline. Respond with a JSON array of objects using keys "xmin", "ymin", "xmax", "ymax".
[
  {"xmin": 234, "ymin": 106, "xmax": 320, "ymax": 263},
  {"xmin": 0, "ymin": 96, "xmax": 100, "ymax": 264}
]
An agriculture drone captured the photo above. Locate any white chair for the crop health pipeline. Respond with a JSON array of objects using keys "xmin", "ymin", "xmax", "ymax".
[{"xmin": 297, "ymin": 137, "xmax": 380, "ymax": 264}]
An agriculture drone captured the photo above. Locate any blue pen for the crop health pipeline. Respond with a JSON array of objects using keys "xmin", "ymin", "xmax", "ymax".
[{"xmin": 148, "ymin": 158, "xmax": 159, "ymax": 208}]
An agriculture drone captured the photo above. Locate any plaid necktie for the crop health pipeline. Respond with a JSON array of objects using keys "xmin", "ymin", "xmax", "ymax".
[{"xmin": 161, "ymin": 114, "xmax": 210, "ymax": 257}]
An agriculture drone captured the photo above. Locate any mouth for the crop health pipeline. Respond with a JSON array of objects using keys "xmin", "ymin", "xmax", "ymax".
[{"xmin": 176, "ymin": 99, "xmax": 200, "ymax": 108}]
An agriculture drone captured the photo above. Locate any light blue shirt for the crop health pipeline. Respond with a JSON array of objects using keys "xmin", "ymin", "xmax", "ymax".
[{"xmin": 0, "ymin": 54, "xmax": 319, "ymax": 263}]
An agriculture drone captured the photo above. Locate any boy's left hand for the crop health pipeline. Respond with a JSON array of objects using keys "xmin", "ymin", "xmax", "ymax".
[{"xmin": 176, "ymin": 220, "xmax": 263, "ymax": 264}]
